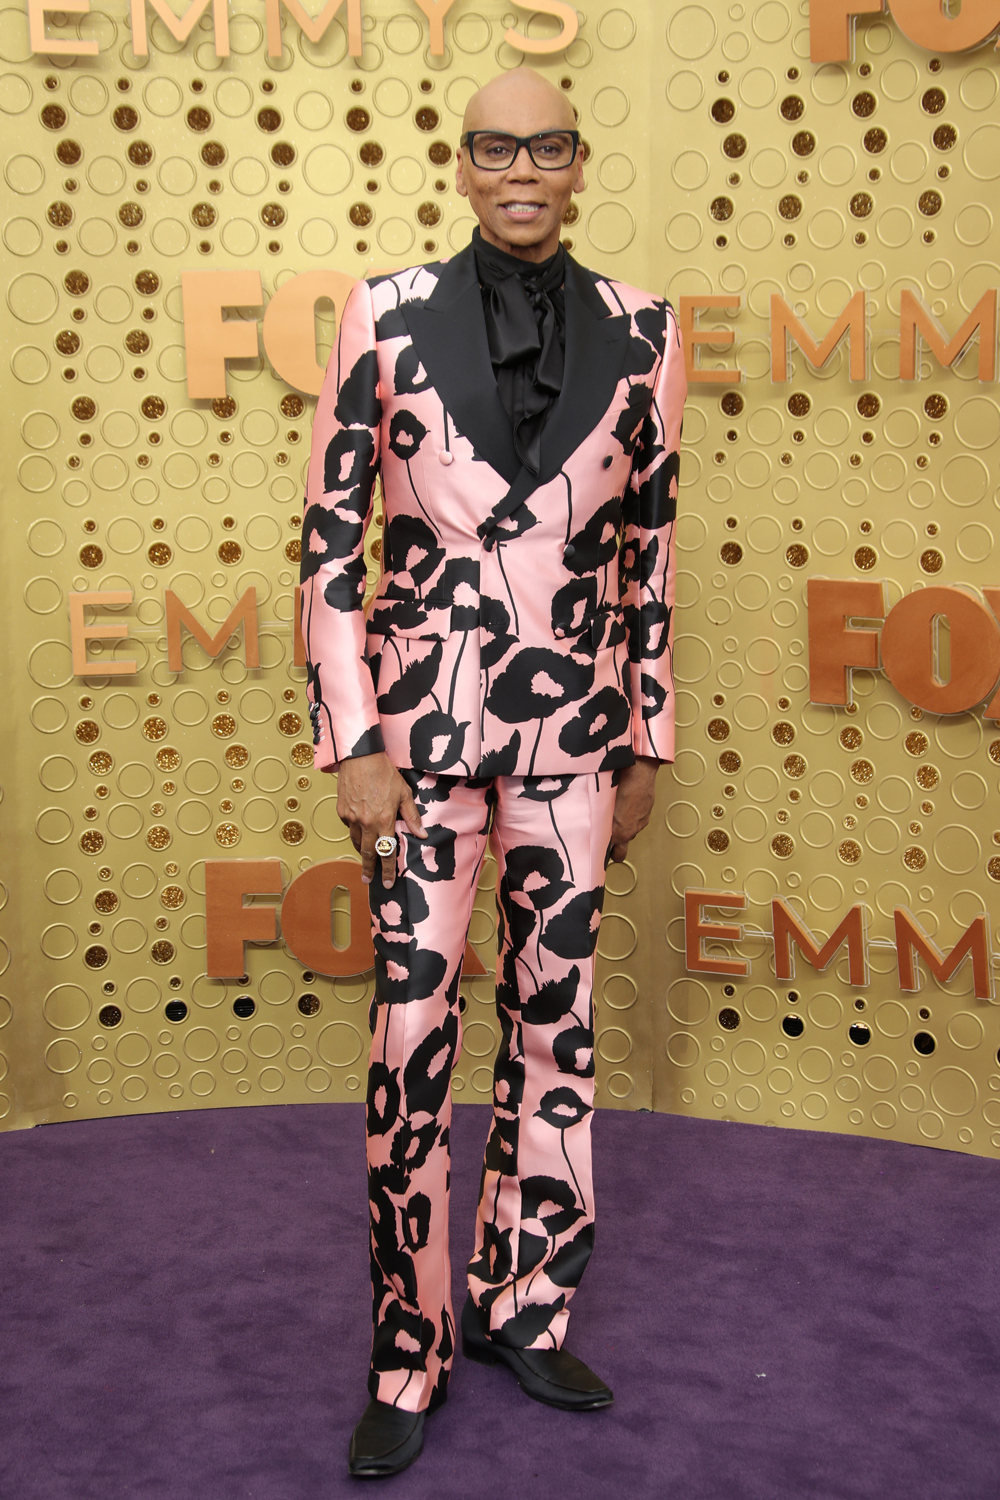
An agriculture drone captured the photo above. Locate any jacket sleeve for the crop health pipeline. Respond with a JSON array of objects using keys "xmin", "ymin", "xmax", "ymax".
[
  {"xmin": 300, "ymin": 279, "xmax": 384, "ymax": 772},
  {"xmin": 620, "ymin": 302, "xmax": 687, "ymax": 765}
]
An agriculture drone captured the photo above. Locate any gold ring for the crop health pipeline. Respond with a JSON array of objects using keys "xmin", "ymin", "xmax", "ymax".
[{"xmin": 374, "ymin": 835, "xmax": 398, "ymax": 858}]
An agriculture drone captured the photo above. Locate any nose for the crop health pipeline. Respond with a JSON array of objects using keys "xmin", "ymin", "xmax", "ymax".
[{"xmin": 507, "ymin": 144, "xmax": 539, "ymax": 176}]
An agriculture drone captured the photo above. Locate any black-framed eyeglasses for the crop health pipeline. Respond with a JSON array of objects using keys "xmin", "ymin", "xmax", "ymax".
[{"xmin": 460, "ymin": 130, "xmax": 580, "ymax": 171}]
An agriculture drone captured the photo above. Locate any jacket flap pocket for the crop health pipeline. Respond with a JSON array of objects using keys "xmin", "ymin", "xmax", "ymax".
[{"xmin": 367, "ymin": 593, "xmax": 454, "ymax": 640}]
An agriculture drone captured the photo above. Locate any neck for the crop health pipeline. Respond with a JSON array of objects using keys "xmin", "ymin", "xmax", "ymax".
[{"xmin": 475, "ymin": 223, "xmax": 562, "ymax": 263}]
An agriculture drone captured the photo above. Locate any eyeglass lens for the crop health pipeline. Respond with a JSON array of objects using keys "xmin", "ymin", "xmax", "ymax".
[{"xmin": 470, "ymin": 132, "xmax": 576, "ymax": 170}]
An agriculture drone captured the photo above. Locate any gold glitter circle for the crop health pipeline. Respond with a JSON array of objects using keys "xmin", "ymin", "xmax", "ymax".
[
  {"xmin": 94, "ymin": 890, "xmax": 119, "ymax": 913},
  {"xmin": 75, "ymin": 719, "xmax": 100, "ymax": 744},
  {"xmin": 212, "ymin": 714, "xmax": 237, "ymax": 738},
  {"xmin": 225, "ymin": 744, "xmax": 250, "ymax": 768},
  {"xmin": 838, "ymin": 840, "xmax": 862, "ymax": 864},
  {"xmin": 916, "ymin": 764, "xmax": 940, "ymax": 789},
  {"xmin": 854, "ymin": 545, "xmax": 878, "ymax": 570},
  {"xmin": 782, "ymin": 754, "xmax": 806, "ymax": 778},
  {"xmin": 215, "ymin": 822, "xmax": 240, "ymax": 846},
  {"xmin": 155, "ymin": 747, "xmax": 180, "ymax": 771},
  {"xmin": 281, "ymin": 820, "xmax": 306, "ymax": 844},
  {"xmin": 291, "ymin": 743, "xmax": 314, "ymax": 766},
  {"xmin": 919, "ymin": 549, "xmax": 943, "ymax": 574},
  {"xmin": 160, "ymin": 885, "xmax": 185, "ymax": 909},
  {"xmin": 707, "ymin": 718, "xmax": 730, "ymax": 742},
  {"xmin": 80, "ymin": 830, "xmax": 105, "ymax": 854},
  {"xmin": 218, "ymin": 540, "xmax": 243, "ymax": 564},
  {"xmin": 147, "ymin": 542, "xmax": 172, "ymax": 566},
  {"xmin": 278, "ymin": 712, "xmax": 303, "ymax": 736},
  {"xmin": 850, "ymin": 759, "xmax": 874, "ymax": 784},
  {"xmin": 150, "ymin": 939, "xmax": 175, "ymax": 963},
  {"xmin": 84, "ymin": 944, "xmax": 109, "ymax": 968},
  {"xmin": 988, "ymin": 858, "xmax": 1000, "ymax": 882},
  {"xmin": 839, "ymin": 727, "xmax": 863, "ymax": 750},
  {"xmin": 142, "ymin": 716, "xmax": 168, "ymax": 741},
  {"xmin": 145, "ymin": 825, "xmax": 171, "ymax": 850},
  {"xmin": 903, "ymin": 846, "xmax": 928, "ymax": 871},
  {"xmin": 785, "ymin": 543, "xmax": 808, "ymax": 567},
  {"xmin": 905, "ymin": 732, "xmax": 929, "ymax": 757},
  {"xmin": 720, "ymin": 541, "xmax": 743, "ymax": 565},
  {"xmin": 707, "ymin": 830, "xmax": 730, "ymax": 852},
  {"xmin": 88, "ymin": 750, "xmax": 113, "ymax": 774},
  {"xmin": 79, "ymin": 543, "xmax": 104, "ymax": 568},
  {"xmin": 771, "ymin": 722, "xmax": 795, "ymax": 746},
  {"xmin": 771, "ymin": 834, "xmax": 794, "ymax": 858},
  {"xmin": 988, "ymin": 741, "xmax": 1000, "ymax": 766}
]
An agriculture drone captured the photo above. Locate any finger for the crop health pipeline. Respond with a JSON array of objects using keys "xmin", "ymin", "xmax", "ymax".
[
  {"xmin": 380, "ymin": 839, "xmax": 397, "ymax": 889},
  {"xmin": 360, "ymin": 830, "xmax": 377, "ymax": 885},
  {"xmin": 610, "ymin": 841, "xmax": 628, "ymax": 864},
  {"xmin": 398, "ymin": 786, "xmax": 427, "ymax": 838},
  {"xmin": 350, "ymin": 824, "xmax": 362, "ymax": 854}
]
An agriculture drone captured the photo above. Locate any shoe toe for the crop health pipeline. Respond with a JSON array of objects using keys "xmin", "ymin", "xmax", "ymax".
[{"xmin": 349, "ymin": 1400, "xmax": 424, "ymax": 1474}]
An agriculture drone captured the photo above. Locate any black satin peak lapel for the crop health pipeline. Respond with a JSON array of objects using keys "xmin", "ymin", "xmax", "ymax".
[
  {"xmin": 537, "ymin": 258, "xmax": 630, "ymax": 486},
  {"xmin": 400, "ymin": 246, "xmax": 520, "ymax": 484}
]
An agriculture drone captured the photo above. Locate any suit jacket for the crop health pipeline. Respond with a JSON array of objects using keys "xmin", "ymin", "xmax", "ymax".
[{"xmin": 300, "ymin": 243, "xmax": 686, "ymax": 779}]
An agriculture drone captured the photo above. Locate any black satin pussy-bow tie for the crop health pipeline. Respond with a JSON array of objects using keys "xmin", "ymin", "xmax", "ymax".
[{"xmin": 473, "ymin": 228, "xmax": 567, "ymax": 475}]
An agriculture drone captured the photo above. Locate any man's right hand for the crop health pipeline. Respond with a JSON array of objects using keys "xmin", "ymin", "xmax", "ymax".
[{"xmin": 335, "ymin": 752, "xmax": 426, "ymax": 888}]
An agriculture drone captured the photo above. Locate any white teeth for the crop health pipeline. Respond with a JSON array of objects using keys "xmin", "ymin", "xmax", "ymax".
[{"xmin": 505, "ymin": 203, "xmax": 541, "ymax": 215}]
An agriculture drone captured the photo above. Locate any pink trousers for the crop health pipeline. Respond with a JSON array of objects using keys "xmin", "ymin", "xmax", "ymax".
[{"xmin": 364, "ymin": 769, "xmax": 618, "ymax": 1413}]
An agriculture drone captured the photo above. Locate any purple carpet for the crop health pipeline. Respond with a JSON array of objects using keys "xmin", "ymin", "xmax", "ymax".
[{"xmin": 3, "ymin": 1102, "xmax": 999, "ymax": 1499}]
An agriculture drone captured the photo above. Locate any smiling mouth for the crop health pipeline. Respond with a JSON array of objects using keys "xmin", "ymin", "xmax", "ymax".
[{"xmin": 501, "ymin": 203, "xmax": 544, "ymax": 216}]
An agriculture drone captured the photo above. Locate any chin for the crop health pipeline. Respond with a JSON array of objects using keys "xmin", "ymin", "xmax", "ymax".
[{"xmin": 491, "ymin": 217, "xmax": 553, "ymax": 247}]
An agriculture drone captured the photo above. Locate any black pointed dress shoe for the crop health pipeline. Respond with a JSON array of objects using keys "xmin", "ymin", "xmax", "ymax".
[
  {"xmin": 461, "ymin": 1294, "xmax": 614, "ymax": 1411},
  {"xmin": 348, "ymin": 1400, "xmax": 427, "ymax": 1479}
]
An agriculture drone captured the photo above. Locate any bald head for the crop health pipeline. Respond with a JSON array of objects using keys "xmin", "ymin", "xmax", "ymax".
[{"xmin": 462, "ymin": 68, "xmax": 576, "ymax": 136}]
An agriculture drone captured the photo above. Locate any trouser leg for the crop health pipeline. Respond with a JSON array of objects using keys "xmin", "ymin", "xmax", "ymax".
[
  {"xmin": 365, "ymin": 771, "xmax": 491, "ymax": 1413},
  {"xmin": 468, "ymin": 771, "xmax": 618, "ymax": 1351}
]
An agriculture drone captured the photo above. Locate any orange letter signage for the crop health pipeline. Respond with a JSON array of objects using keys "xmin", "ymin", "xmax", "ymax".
[
  {"xmin": 772, "ymin": 899, "xmax": 869, "ymax": 988},
  {"xmin": 807, "ymin": 579, "xmax": 886, "ymax": 707},
  {"xmin": 130, "ymin": 0, "xmax": 230, "ymax": 56},
  {"xmin": 182, "ymin": 271, "xmax": 263, "ymax": 400},
  {"xmin": 205, "ymin": 860, "xmax": 283, "ymax": 978},
  {"xmin": 265, "ymin": 0, "xmax": 362, "ymax": 59},
  {"xmin": 895, "ymin": 909, "xmax": 994, "ymax": 1001},
  {"xmin": 678, "ymin": 296, "xmax": 742, "ymax": 386},
  {"xmin": 890, "ymin": 0, "xmax": 1000, "ymax": 52},
  {"xmin": 684, "ymin": 890, "xmax": 750, "ymax": 978},
  {"xmin": 27, "ymin": 0, "xmax": 99, "ymax": 54},
  {"xmin": 771, "ymin": 292, "xmax": 867, "ymax": 383},
  {"xmin": 69, "ymin": 592, "xmax": 136, "ymax": 678},
  {"xmin": 810, "ymin": 0, "xmax": 884, "ymax": 61},
  {"xmin": 262, "ymin": 271, "xmax": 358, "ymax": 396},
  {"xmin": 880, "ymin": 586, "xmax": 1000, "ymax": 716},
  {"xmin": 165, "ymin": 589, "xmax": 260, "ymax": 673},
  {"xmin": 899, "ymin": 289, "xmax": 997, "ymax": 383},
  {"xmin": 280, "ymin": 860, "xmax": 374, "ymax": 977}
]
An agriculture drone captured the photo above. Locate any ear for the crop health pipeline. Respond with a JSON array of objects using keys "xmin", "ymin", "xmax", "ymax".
[
  {"xmin": 573, "ymin": 157, "xmax": 586, "ymax": 194},
  {"xmin": 456, "ymin": 150, "xmax": 469, "ymax": 200}
]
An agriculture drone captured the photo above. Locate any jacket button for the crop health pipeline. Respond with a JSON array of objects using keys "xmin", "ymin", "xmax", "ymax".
[
  {"xmin": 602, "ymin": 455, "xmax": 613, "ymax": 469},
  {"xmin": 563, "ymin": 543, "xmax": 575, "ymax": 559},
  {"xmin": 439, "ymin": 450, "xmax": 454, "ymax": 465}
]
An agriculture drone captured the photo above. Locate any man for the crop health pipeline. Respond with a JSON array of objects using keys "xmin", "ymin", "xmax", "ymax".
[{"xmin": 300, "ymin": 67, "xmax": 686, "ymax": 1478}]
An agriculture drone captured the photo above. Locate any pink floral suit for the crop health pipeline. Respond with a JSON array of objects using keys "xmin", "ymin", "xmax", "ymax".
[{"xmin": 301, "ymin": 244, "xmax": 686, "ymax": 1413}]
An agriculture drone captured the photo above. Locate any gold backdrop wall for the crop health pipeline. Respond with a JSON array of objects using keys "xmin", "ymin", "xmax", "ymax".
[{"xmin": 2, "ymin": 0, "xmax": 1000, "ymax": 1154}]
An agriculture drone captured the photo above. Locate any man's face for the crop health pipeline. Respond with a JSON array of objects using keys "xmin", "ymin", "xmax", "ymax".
[{"xmin": 456, "ymin": 88, "xmax": 585, "ymax": 262}]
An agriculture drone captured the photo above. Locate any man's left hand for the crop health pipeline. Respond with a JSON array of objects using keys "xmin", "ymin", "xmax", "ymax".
[{"xmin": 607, "ymin": 756, "xmax": 660, "ymax": 865}]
